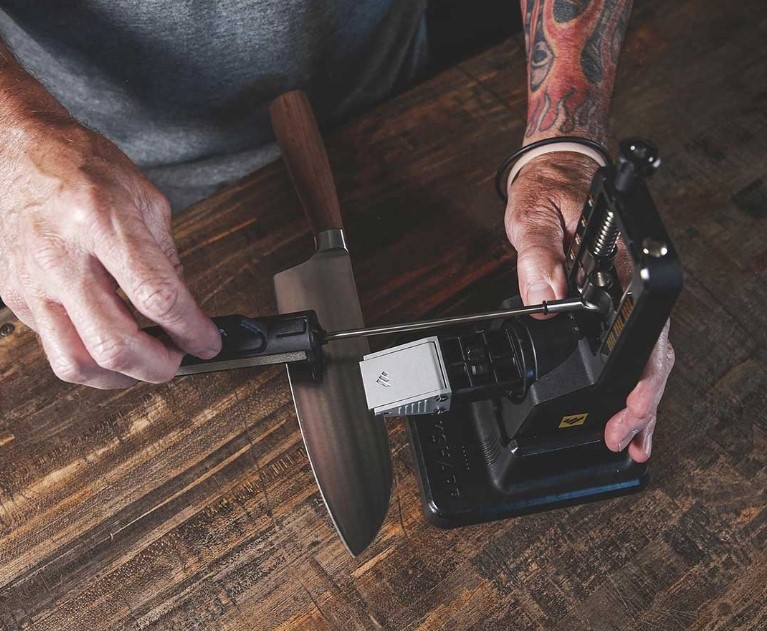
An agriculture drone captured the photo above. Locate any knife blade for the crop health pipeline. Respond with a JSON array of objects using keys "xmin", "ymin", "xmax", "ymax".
[{"xmin": 270, "ymin": 90, "xmax": 392, "ymax": 556}]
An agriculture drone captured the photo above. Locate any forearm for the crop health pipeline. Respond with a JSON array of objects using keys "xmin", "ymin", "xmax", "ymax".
[
  {"xmin": 0, "ymin": 39, "xmax": 72, "ymax": 133},
  {"xmin": 520, "ymin": 0, "xmax": 633, "ymax": 144}
]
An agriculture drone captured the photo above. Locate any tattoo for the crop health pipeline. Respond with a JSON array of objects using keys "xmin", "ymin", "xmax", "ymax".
[
  {"xmin": 530, "ymin": 2, "xmax": 554, "ymax": 90},
  {"xmin": 553, "ymin": 0, "xmax": 592, "ymax": 23},
  {"xmin": 521, "ymin": 0, "xmax": 633, "ymax": 142},
  {"xmin": 580, "ymin": 33, "xmax": 602, "ymax": 83},
  {"xmin": 523, "ymin": 0, "xmax": 536, "ymax": 54},
  {"xmin": 580, "ymin": 0, "xmax": 622, "ymax": 84},
  {"xmin": 611, "ymin": 0, "xmax": 632, "ymax": 63}
]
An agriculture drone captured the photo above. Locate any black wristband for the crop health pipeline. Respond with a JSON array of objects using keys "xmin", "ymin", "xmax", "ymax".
[{"xmin": 495, "ymin": 136, "xmax": 611, "ymax": 203}]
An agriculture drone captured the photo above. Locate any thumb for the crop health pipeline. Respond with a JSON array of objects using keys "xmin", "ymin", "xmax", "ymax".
[
  {"xmin": 515, "ymin": 241, "xmax": 568, "ymax": 307},
  {"xmin": 503, "ymin": 151, "xmax": 601, "ymax": 312},
  {"xmin": 505, "ymin": 201, "xmax": 568, "ymax": 312}
]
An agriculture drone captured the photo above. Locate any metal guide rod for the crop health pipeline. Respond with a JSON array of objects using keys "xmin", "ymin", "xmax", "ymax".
[{"xmin": 324, "ymin": 297, "xmax": 599, "ymax": 342}]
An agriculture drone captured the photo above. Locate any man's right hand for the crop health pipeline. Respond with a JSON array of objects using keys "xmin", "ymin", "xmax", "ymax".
[{"xmin": 0, "ymin": 59, "xmax": 221, "ymax": 389}]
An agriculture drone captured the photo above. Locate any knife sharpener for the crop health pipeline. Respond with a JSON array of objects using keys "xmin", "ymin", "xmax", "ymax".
[{"xmin": 360, "ymin": 139, "xmax": 683, "ymax": 528}]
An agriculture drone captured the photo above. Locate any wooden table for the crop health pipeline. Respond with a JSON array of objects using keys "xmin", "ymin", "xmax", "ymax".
[{"xmin": 2, "ymin": 0, "xmax": 766, "ymax": 628}]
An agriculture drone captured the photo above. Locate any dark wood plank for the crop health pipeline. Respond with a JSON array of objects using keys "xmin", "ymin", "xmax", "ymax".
[{"xmin": 1, "ymin": 0, "xmax": 766, "ymax": 628}]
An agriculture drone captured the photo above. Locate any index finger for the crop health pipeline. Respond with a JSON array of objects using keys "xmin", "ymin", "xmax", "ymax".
[{"xmin": 94, "ymin": 216, "xmax": 221, "ymax": 359}]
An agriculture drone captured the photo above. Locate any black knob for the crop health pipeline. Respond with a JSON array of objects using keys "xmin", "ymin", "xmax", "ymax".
[{"xmin": 614, "ymin": 138, "xmax": 660, "ymax": 192}]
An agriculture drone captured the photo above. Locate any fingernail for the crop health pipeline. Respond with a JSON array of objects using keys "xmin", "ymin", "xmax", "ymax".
[
  {"xmin": 619, "ymin": 428, "xmax": 640, "ymax": 450},
  {"xmin": 199, "ymin": 325, "xmax": 223, "ymax": 360},
  {"xmin": 526, "ymin": 282, "xmax": 555, "ymax": 305},
  {"xmin": 198, "ymin": 347, "xmax": 220, "ymax": 360},
  {"xmin": 642, "ymin": 433, "xmax": 653, "ymax": 458}
]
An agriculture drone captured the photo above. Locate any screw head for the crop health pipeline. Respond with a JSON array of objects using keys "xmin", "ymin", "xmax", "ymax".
[
  {"xmin": 615, "ymin": 138, "xmax": 661, "ymax": 192},
  {"xmin": 435, "ymin": 394, "xmax": 448, "ymax": 402},
  {"xmin": 620, "ymin": 138, "xmax": 661, "ymax": 175},
  {"xmin": 642, "ymin": 238, "xmax": 669, "ymax": 258}
]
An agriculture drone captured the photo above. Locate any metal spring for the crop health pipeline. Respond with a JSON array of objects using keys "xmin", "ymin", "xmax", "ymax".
[{"xmin": 591, "ymin": 208, "xmax": 619, "ymax": 258}]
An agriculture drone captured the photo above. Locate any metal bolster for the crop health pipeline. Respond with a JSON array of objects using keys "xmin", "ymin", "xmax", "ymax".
[{"xmin": 316, "ymin": 229, "xmax": 348, "ymax": 253}]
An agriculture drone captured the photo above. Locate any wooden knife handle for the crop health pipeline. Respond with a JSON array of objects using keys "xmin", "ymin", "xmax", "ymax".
[{"xmin": 270, "ymin": 90, "xmax": 343, "ymax": 234}]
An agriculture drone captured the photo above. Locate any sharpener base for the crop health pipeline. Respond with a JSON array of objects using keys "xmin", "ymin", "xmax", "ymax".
[{"xmin": 407, "ymin": 403, "xmax": 648, "ymax": 528}]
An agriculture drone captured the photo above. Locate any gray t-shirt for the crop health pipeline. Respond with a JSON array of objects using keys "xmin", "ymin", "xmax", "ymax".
[{"xmin": 0, "ymin": 1, "xmax": 428, "ymax": 208}]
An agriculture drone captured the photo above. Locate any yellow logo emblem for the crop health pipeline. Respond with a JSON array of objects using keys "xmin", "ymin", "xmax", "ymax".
[{"xmin": 559, "ymin": 413, "xmax": 588, "ymax": 428}]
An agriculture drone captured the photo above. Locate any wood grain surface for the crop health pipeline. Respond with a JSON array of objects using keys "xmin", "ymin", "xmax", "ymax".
[{"xmin": 2, "ymin": 0, "xmax": 767, "ymax": 628}]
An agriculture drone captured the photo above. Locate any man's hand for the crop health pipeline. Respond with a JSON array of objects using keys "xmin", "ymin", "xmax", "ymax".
[
  {"xmin": 505, "ymin": 152, "xmax": 675, "ymax": 462},
  {"xmin": 0, "ymin": 65, "xmax": 221, "ymax": 389}
]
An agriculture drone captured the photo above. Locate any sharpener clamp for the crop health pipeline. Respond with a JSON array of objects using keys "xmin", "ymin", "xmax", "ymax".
[{"xmin": 360, "ymin": 338, "xmax": 451, "ymax": 416}]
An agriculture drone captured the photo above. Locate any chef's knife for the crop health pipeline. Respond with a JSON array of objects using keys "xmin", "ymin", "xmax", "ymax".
[{"xmin": 269, "ymin": 90, "xmax": 392, "ymax": 556}]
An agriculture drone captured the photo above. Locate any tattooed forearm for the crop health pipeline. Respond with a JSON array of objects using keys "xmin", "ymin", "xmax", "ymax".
[
  {"xmin": 529, "ymin": 2, "xmax": 554, "ymax": 90},
  {"xmin": 521, "ymin": 0, "xmax": 633, "ymax": 143},
  {"xmin": 553, "ymin": 0, "xmax": 591, "ymax": 23}
]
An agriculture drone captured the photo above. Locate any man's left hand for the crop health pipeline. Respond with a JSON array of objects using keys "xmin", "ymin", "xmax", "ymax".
[{"xmin": 504, "ymin": 151, "xmax": 675, "ymax": 463}]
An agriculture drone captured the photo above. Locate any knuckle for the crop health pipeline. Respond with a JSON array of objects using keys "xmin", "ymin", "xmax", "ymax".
[
  {"xmin": 90, "ymin": 334, "xmax": 134, "ymax": 372},
  {"xmin": 664, "ymin": 343, "xmax": 676, "ymax": 370},
  {"xmin": 32, "ymin": 235, "xmax": 69, "ymax": 273},
  {"xmin": 517, "ymin": 242, "xmax": 561, "ymax": 261},
  {"xmin": 156, "ymin": 233, "xmax": 181, "ymax": 267},
  {"xmin": 134, "ymin": 278, "xmax": 182, "ymax": 322},
  {"xmin": 49, "ymin": 353, "xmax": 89, "ymax": 384},
  {"xmin": 65, "ymin": 184, "xmax": 106, "ymax": 229},
  {"xmin": 515, "ymin": 243, "xmax": 565, "ymax": 282},
  {"xmin": 628, "ymin": 390, "xmax": 655, "ymax": 423},
  {"xmin": 136, "ymin": 184, "xmax": 172, "ymax": 221},
  {"xmin": 634, "ymin": 401, "xmax": 654, "ymax": 423},
  {"xmin": 153, "ymin": 194, "xmax": 172, "ymax": 221}
]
